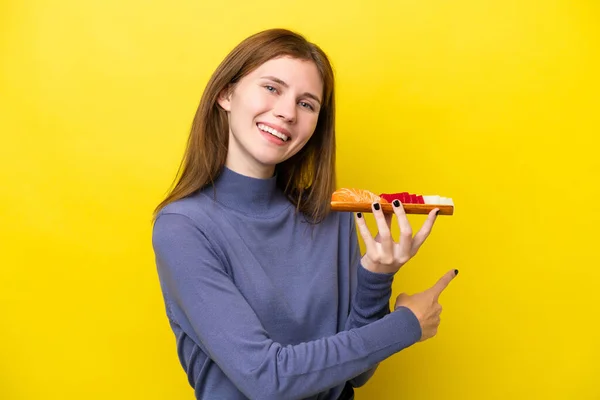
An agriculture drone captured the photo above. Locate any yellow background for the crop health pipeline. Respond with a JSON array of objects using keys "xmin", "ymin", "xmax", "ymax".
[{"xmin": 2, "ymin": 0, "xmax": 599, "ymax": 398}]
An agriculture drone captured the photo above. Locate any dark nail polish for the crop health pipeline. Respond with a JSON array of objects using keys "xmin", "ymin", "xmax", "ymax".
[
  {"xmin": 373, "ymin": 203, "xmax": 380, "ymax": 211},
  {"xmin": 436, "ymin": 210, "xmax": 440, "ymax": 215},
  {"xmin": 357, "ymin": 212, "xmax": 362, "ymax": 218},
  {"xmin": 454, "ymin": 269, "xmax": 459, "ymax": 275},
  {"xmin": 393, "ymin": 200, "xmax": 400, "ymax": 207}
]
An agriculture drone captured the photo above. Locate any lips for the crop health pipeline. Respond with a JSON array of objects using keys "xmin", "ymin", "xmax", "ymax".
[{"xmin": 257, "ymin": 122, "xmax": 290, "ymax": 142}]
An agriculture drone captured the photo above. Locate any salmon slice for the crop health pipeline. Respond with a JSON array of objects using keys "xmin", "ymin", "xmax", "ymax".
[{"xmin": 331, "ymin": 188, "xmax": 389, "ymax": 203}]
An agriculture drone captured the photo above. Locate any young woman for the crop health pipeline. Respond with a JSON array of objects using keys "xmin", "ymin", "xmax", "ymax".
[{"xmin": 152, "ymin": 28, "xmax": 458, "ymax": 400}]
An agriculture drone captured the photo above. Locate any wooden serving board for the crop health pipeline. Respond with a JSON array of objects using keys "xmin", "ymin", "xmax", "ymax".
[{"xmin": 330, "ymin": 201, "xmax": 454, "ymax": 215}]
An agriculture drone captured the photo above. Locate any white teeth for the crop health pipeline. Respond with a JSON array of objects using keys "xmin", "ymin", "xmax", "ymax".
[{"xmin": 257, "ymin": 123, "xmax": 289, "ymax": 142}]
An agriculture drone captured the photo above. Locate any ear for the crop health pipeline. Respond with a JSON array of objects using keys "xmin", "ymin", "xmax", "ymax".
[{"xmin": 217, "ymin": 86, "xmax": 232, "ymax": 111}]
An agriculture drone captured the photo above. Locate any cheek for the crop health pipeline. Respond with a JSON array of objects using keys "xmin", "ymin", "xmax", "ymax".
[
  {"xmin": 301, "ymin": 116, "xmax": 320, "ymax": 139},
  {"xmin": 230, "ymin": 89, "xmax": 268, "ymax": 120},
  {"xmin": 244, "ymin": 89, "xmax": 273, "ymax": 115}
]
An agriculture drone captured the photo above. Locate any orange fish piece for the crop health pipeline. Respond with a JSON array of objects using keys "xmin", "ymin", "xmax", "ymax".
[{"xmin": 331, "ymin": 188, "xmax": 389, "ymax": 203}]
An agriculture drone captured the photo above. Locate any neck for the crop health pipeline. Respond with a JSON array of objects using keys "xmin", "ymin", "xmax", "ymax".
[
  {"xmin": 207, "ymin": 166, "xmax": 290, "ymax": 217},
  {"xmin": 225, "ymin": 153, "xmax": 275, "ymax": 179}
]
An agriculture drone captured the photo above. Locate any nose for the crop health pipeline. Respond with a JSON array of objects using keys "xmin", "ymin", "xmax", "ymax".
[{"xmin": 272, "ymin": 96, "xmax": 296, "ymax": 123}]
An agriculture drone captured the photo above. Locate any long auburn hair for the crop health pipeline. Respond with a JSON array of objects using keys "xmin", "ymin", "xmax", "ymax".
[{"xmin": 153, "ymin": 28, "xmax": 337, "ymax": 223}]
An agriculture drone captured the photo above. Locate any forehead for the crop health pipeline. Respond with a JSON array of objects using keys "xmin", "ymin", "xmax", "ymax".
[{"xmin": 249, "ymin": 56, "xmax": 323, "ymax": 94}]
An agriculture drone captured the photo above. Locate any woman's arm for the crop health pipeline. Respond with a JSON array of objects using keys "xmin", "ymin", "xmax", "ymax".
[
  {"xmin": 345, "ymin": 214, "xmax": 395, "ymax": 331},
  {"xmin": 344, "ymin": 200, "xmax": 441, "ymax": 387},
  {"xmin": 344, "ymin": 214, "xmax": 395, "ymax": 387}
]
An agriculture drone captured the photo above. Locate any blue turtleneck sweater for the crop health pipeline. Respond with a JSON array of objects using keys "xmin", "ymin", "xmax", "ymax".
[{"xmin": 151, "ymin": 167, "xmax": 422, "ymax": 399}]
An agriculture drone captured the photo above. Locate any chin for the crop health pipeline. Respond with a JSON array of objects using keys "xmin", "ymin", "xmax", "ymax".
[
  {"xmin": 252, "ymin": 149, "xmax": 290, "ymax": 167},
  {"xmin": 256, "ymin": 157, "xmax": 286, "ymax": 169}
]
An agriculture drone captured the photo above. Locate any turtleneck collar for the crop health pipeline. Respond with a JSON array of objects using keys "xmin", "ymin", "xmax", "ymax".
[{"xmin": 204, "ymin": 166, "xmax": 291, "ymax": 217}]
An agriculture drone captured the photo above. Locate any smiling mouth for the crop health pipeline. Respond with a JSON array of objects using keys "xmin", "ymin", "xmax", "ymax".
[{"xmin": 257, "ymin": 123, "xmax": 289, "ymax": 142}]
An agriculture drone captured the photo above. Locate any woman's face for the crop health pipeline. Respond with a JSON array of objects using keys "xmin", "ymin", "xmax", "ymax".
[{"xmin": 218, "ymin": 56, "xmax": 324, "ymax": 179}]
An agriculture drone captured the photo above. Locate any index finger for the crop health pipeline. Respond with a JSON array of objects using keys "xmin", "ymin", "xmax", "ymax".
[{"xmin": 430, "ymin": 269, "xmax": 459, "ymax": 300}]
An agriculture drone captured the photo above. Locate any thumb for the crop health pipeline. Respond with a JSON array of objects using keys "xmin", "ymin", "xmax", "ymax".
[
  {"xmin": 394, "ymin": 292, "xmax": 410, "ymax": 307},
  {"xmin": 396, "ymin": 292, "xmax": 410, "ymax": 302},
  {"xmin": 430, "ymin": 269, "xmax": 459, "ymax": 300}
]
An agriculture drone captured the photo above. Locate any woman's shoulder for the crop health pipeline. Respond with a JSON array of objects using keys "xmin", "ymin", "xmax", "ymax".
[{"xmin": 153, "ymin": 192, "xmax": 220, "ymax": 231}]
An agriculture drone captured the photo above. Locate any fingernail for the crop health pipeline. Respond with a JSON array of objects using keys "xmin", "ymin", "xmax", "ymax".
[
  {"xmin": 357, "ymin": 212, "xmax": 362, "ymax": 218},
  {"xmin": 393, "ymin": 199, "xmax": 400, "ymax": 207},
  {"xmin": 373, "ymin": 203, "xmax": 380, "ymax": 211},
  {"xmin": 454, "ymin": 269, "xmax": 459, "ymax": 275},
  {"xmin": 435, "ymin": 209, "xmax": 440, "ymax": 215}
]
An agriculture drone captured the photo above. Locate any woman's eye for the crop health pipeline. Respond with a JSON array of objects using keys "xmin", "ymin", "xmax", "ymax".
[
  {"xmin": 299, "ymin": 101, "xmax": 314, "ymax": 111},
  {"xmin": 265, "ymin": 85, "xmax": 277, "ymax": 93}
]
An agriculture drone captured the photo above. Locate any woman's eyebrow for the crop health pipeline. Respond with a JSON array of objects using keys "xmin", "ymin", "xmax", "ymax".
[{"xmin": 260, "ymin": 75, "xmax": 322, "ymax": 104}]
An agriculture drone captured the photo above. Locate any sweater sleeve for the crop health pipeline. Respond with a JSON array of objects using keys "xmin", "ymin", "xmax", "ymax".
[
  {"xmin": 344, "ymin": 215, "xmax": 397, "ymax": 387},
  {"xmin": 152, "ymin": 213, "xmax": 422, "ymax": 400}
]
